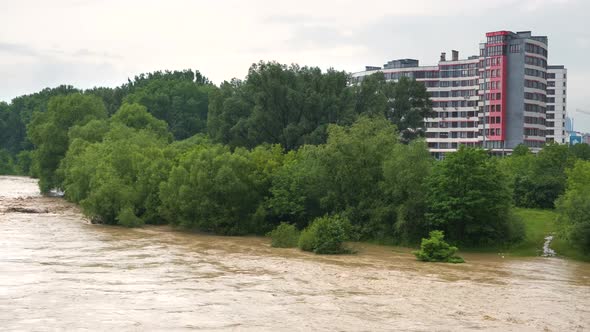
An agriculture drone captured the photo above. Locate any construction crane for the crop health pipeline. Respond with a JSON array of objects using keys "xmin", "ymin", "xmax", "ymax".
[{"xmin": 576, "ymin": 108, "xmax": 590, "ymax": 115}]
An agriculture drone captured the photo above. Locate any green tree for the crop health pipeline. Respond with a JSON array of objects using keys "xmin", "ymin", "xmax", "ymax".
[
  {"xmin": 0, "ymin": 102, "xmax": 13, "ymax": 153},
  {"xmin": 353, "ymin": 73, "xmax": 388, "ymax": 117},
  {"xmin": 511, "ymin": 143, "xmax": 531, "ymax": 156},
  {"xmin": 267, "ymin": 116, "xmax": 431, "ymax": 242},
  {"xmin": 111, "ymin": 103, "xmax": 172, "ymax": 141},
  {"xmin": 353, "ymin": 74, "xmax": 434, "ymax": 142},
  {"xmin": 570, "ymin": 143, "xmax": 590, "ymax": 161},
  {"xmin": 386, "ymin": 76, "xmax": 434, "ymax": 142},
  {"xmin": 266, "ymin": 145, "xmax": 328, "ymax": 229},
  {"xmin": 62, "ymin": 126, "xmax": 170, "ymax": 225},
  {"xmin": 85, "ymin": 86, "xmax": 128, "ymax": 116},
  {"xmin": 15, "ymin": 150, "xmax": 34, "ymax": 175},
  {"xmin": 381, "ymin": 140, "xmax": 433, "ymax": 244},
  {"xmin": 497, "ymin": 144, "xmax": 534, "ymax": 205},
  {"xmin": 58, "ymin": 102, "xmax": 173, "ymax": 226},
  {"xmin": 513, "ymin": 143, "xmax": 571, "ymax": 209},
  {"xmin": 426, "ymin": 147, "xmax": 520, "ymax": 246},
  {"xmin": 0, "ymin": 149, "xmax": 16, "ymax": 175},
  {"xmin": 5, "ymin": 86, "xmax": 80, "ymax": 155},
  {"xmin": 318, "ymin": 116, "xmax": 399, "ymax": 239},
  {"xmin": 159, "ymin": 144, "xmax": 277, "ymax": 234},
  {"xmin": 28, "ymin": 94, "xmax": 107, "ymax": 193},
  {"xmin": 208, "ymin": 62, "xmax": 355, "ymax": 150},
  {"xmin": 124, "ymin": 70, "xmax": 211, "ymax": 140},
  {"xmin": 556, "ymin": 160, "xmax": 590, "ymax": 253},
  {"xmin": 268, "ymin": 222, "xmax": 300, "ymax": 248},
  {"xmin": 207, "ymin": 79, "xmax": 253, "ymax": 148}
]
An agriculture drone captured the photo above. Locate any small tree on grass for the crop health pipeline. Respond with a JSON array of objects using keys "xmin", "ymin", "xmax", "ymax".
[
  {"xmin": 267, "ymin": 222, "xmax": 300, "ymax": 248},
  {"xmin": 413, "ymin": 230, "xmax": 464, "ymax": 263}
]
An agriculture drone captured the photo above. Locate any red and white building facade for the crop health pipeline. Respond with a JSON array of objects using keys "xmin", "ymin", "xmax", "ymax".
[{"xmin": 352, "ymin": 30, "xmax": 566, "ymax": 157}]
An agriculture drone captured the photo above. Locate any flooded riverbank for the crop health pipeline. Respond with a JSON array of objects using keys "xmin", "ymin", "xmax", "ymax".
[{"xmin": 0, "ymin": 176, "xmax": 589, "ymax": 331}]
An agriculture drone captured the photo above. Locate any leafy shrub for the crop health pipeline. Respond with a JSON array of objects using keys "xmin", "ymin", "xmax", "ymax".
[
  {"xmin": 506, "ymin": 213, "xmax": 526, "ymax": 244},
  {"xmin": 556, "ymin": 160, "xmax": 590, "ymax": 253},
  {"xmin": 413, "ymin": 230, "xmax": 464, "ymax": 263},
  {"xmin": 267, "ymin": 222, "xmax": 300, "ymax": 248},
  {"xmin": 117, "ymin": 206, "xmax": 144, "ymax": 228},
  {"xmin": 298, "ymin": 215, "xmax": 351, "ymax": 254},
  {"xmin": 298, "ymin": 226, "xmax": 316, "ymax": 252}
]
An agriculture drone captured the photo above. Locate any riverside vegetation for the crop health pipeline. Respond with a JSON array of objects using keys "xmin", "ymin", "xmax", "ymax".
[{"xmin": 1, "ymin": 63, "xmax": 589, "ymax": 259}]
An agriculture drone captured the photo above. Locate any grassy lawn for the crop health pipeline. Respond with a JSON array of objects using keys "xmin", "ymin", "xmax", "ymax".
[
  {"xmin": 509, "ymin": 208, "xmax": 590, "ymax": 261},
  {"xmin": 510, "ymin": 208, "xmax": 558, "ymax": 256},
  {"xmin": 551, "ymin": 237, "xmax": 590, "ymax": 262}
]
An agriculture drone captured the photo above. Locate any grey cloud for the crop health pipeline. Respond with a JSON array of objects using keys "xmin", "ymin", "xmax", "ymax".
[
  {"xmin": 285, "ymin": 25, "xmax": 354, "ymax": 50},
  {"xmin": 0, "ymin": 42, "xmax": 122, "ymax": 62},
  {"xmin": 264, "ymin": 14, "xmax": 321, "ymax": 25},
  {"xmin": 0, "ymin": 42, "xmax": 41, "ymax": 57},
  {"xmin": 0, "ymin": 49, "xmax": 125, "ymax": 102},
  {"xmin": 72, "ymin": 48, "xmax": 123, "ymax": 60}
]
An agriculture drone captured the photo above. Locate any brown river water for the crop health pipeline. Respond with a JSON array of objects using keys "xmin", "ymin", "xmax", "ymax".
[{"xmin": 0, "ymin": 176, "xmax": 589, "ymax": 331}]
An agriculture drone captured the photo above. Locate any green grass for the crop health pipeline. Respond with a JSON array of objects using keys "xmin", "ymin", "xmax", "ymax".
[
  {"xmin": 509, "ymin": 208, "xmax": 590, "ymax": 261},
  {"xmin": 551, "ymin": 237, "xmax": 590, "ymax": 262},
  {"xmin": 510, "ymin": 208, "xmax": 558, "ymax": 256},
  {"xmin": 455, "ymin": 208, "xmax": 559, "ymax": 256}
]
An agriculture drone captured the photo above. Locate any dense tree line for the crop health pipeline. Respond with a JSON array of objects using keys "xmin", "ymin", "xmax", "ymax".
[
  {"xmin": 55, "ymin": 109, "xmax": 523, "ymax": 246},
  {"xmin": 0, "ymin": 61, "xmax": 589, "ymax": 251},
  {"xmin": 0, "ymin": 70, "xmax": 210, "ymax": 176},
  {"xmin": 498, "ymin": 143, "xmax": 590, "ymax": 209}
]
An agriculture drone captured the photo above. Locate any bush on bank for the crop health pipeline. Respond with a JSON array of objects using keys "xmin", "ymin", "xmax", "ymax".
[
  {"xmin": 268, "ymin": 222, "xmax": 300, "ymax": 248},
  {"xmin": 117, "ymin": 206, "xmax": 144, "ymax": 228},
  {"xmin": 413, "ymin": 230, "xmax": 464, "ymax": 263},
  {"xmin": 298, "ymin": 215, "xmax": 351, "ymax": 254}
]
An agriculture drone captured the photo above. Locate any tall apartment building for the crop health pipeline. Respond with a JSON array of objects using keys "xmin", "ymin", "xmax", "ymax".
[
  {"xmin": 351, "ymin": 52, "xmax": 480, "ymax": 158},
  {"xmin": 546, "ymin": 65, "xmax": 568, "ymax": 144},
  {"xmin": 352, "ymin": 30, "xmax": 562, "ymax": 156},
  {"xmin": 478, "ymin": 31, "xmax": 548, "ymax": 151}
]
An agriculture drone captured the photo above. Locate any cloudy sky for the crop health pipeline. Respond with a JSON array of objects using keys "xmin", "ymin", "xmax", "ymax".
[{"xmin": 1, "ymin": 0, "xmax": 589, "ymax": 131}]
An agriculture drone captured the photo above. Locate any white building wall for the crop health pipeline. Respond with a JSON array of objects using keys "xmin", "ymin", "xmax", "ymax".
[
  {"xmin": 546, "ymin": 67, "xmax": 568, "ymax": 144},
  {"xmin": 351, "ymin": 58, "xmax": 480, "ymax": 158}
]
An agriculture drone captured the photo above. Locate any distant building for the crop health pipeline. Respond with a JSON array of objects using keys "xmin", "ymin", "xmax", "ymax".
[
  {"xmin": 352, "ymin": 30, "xmax": 564, "ymax": 157},
  {"xmin": 546, "ymin": 65, "xmax": 568, "ymax": 144},
  {"xmin": 565, "ymin": 116, "xmax": 574, "ymax": 132},
  {"xmin": 353, "ymin": 52, "xmax": 479, "ymax": 159}
]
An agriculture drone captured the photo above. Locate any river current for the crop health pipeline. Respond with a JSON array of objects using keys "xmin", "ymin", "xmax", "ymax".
[{"xmin": 0, "ymin": 176, "xmax": 588, "ymax": 331}]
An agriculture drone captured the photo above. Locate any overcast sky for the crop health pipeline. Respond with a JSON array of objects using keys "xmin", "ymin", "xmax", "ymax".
[{"xmin": 1, "ymin": 0, "xmax": 589, "ymax": 131}]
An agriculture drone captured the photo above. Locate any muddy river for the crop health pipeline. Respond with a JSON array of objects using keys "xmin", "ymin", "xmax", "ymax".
[{"xmin": 0, "ymin": 176, "xmax": 588, "ymax": 331}]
